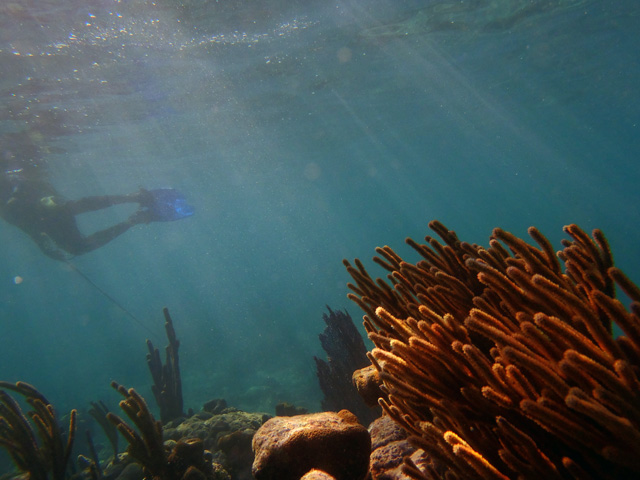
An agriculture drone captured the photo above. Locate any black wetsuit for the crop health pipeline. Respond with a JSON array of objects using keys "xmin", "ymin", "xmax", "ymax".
[{"xmin": 0, "ymin": 171, "xmax": 146, "ymax": 260}]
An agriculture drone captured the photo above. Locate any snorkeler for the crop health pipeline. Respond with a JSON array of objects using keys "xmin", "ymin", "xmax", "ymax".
[{"xmin": 0, "ymin": 131, "xmax": 193, "ymax": 260}]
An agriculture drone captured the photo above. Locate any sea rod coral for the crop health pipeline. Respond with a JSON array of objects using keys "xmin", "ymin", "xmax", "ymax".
[
  {"xmin": 146, "ymin": 307, "xmax": 185, "ymax": 423},
  {"xmin": 344, "ymin": 220, "xmax": 640, "ymax": 479},
  {"xmin": 0, "ymin": 381, "xmax": 76, "ymax": 480},
  {"xmin": 107, "ymin": 381, "xmax": 220, "ymax": 480}
]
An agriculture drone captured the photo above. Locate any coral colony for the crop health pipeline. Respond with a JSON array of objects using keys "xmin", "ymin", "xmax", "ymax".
[
  {"xmin": 344, "ymin": 221, "xmax": 640, "ymax": 479},
  {"xmin": 2, "ymin": 221, "xmax": 640, "ymax": 480}
]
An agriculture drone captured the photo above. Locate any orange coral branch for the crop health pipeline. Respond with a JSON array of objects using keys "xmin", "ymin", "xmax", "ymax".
[{"xmin": 345, "ymin": 221, "xmax": 640, "ymax": 479}]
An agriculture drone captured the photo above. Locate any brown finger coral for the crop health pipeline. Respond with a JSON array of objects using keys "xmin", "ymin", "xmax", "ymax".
[
  {"xmin": 344, "ymin": 220, "xmax": 640, "ymax": 479},
  {"xmin": 0, "ymin": 381, "xmax": 76, "ymax": 480}
]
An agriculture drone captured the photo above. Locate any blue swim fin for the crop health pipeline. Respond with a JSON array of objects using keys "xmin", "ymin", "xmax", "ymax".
[{"xmin": 144, "ymin": 188, "xmax": 194, "ymax": 221}]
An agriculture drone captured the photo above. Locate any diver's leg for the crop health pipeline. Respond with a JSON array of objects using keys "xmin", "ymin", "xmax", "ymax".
[
  {"xmin": 28, "ymin": 210, "xmax": 88, "ymax": 259},
  {"xmin": 73, "ymin": 214, "xmax": 146, "ymax": 255},
  {"xmin": 31, "ymin": 232, "xmax": 76, "ymax": 261},
  {"xmin": 65, "ymin": 190, "xmax": 149, "ymax": 215}
]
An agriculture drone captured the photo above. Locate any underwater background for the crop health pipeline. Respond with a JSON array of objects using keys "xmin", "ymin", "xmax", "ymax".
[{"xmin": 0, "ymin": 0, "xmax": 639, "ymax": 470}]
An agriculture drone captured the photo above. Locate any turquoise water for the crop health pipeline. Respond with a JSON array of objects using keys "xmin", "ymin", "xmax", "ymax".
[{"xmin": 0, "ymin": 0, "xmax": 639, "ymax": 466}]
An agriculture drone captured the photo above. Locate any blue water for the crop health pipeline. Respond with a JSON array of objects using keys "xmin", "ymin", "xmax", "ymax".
[{"xmin": 1, "ymin": 0, "xmax": 639, "ymax": 465}]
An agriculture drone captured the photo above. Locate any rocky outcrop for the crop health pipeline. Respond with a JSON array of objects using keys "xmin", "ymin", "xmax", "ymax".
[
  {"xmin": 252, "ymin": 410, "xmax": 371, "ymax": 480},
  {"xmin": 163, "ymin": 406, "xmax": 270, "ymax": 480},
  {"xmin": 368, "ymin": 415, "xmax": 427, "ymax": 480}
]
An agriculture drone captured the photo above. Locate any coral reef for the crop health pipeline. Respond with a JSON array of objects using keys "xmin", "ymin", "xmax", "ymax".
[
  {"xmin": 252, "ymin": 410, "xmax": 371, "ymax": 480},
  {"xmin": 146, "ymin": 307, "xmax": 185, "ymax": 423},
  {"xmin": 368, "ymin": 416, "xmax": 427, "ymax": 480},
  {"xmin": 299, "ymin": 470, "xmax": 336, "ymax": 480},
  {"xmin": 107, "ymin": 381, "xmax": 220, "ymax": 480},
  {"xmin": 0, "ymin": 385, "xmax": 269, "ymax": 480},
  {"xmin": 107, "ymin": 381, "xmax": 167, "ymax": 477},
  {"xmin": 345, "ymin": 220, "xmax": 640, "ymax": 479},
  {"xmin": 0, "ymin": 381, "xmax": 76, "ymax": 480},
  {"xmin": 314, "ymin": 306, "xmax": 380, "ymax": 425},
  {"xmin": 274, "ymin": 402, "xmax": 308, "ymax": 416},
  {"xmin": 0, "ymin": 304, "xmax": 275, "ymax": 480},
  {"xmin": 216, "ymin": 429, "xmax": 255, "ymax": 480},
  {"xmin": 163, "ymin": 404, "xmax": 269, "ymax": 480},
  {"xmin": 88, "ymin": 400, "xmax": 119, "ymax": 459},
  {"xmin": 352, "ymin": 365, "xmax": 384, "ymax": 408}
]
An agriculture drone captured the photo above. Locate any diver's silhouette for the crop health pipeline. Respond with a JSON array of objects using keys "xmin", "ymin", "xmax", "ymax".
[{"xmin": 0, "ymin": 131, "xmax": 192, "ymax": 260}]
